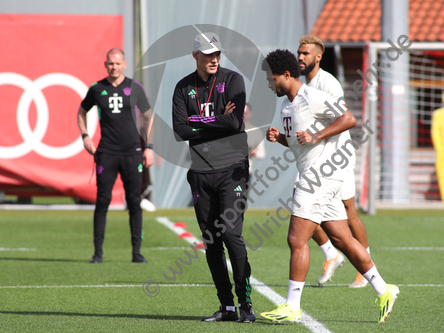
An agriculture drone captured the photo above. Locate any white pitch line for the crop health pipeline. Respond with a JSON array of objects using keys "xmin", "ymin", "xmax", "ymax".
[
  {"xmin": 2, "ymin": 283, "xmax": 443, "ymax": 289},
  {"xmin": 0, "ymin": 284, "xmax": 143, "ymax": 289},
  {"xmin": 0, "ymin": 284, "xmax": 213, "ymax": 289},
  {"xmin": 0, "ymin": 248, "xmax": 36, "ymax": 251},
  {"xmin": 156, "ymin": 217, "xmax": 332, "ymax": 333},
  {"xmin": 156, "ymin": 217, "xmax": 202, "ymax": 246},
  {"xmin": 301, "ymin": 283, "xmax": 444, "ymax": 287}
]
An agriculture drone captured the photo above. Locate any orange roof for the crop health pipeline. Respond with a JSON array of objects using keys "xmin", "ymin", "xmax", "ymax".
[{"xmin": 311, "ymin": 0, "xmax": 444, "ymax": 42}]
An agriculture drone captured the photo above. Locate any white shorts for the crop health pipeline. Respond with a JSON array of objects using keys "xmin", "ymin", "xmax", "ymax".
[
  {"xmin": 339, "ymin": 165, "xmax": 356, "ymax": 201},
  {"xmin": 291, "ymin": 175, "xmax": 347, "ymax": 224}
]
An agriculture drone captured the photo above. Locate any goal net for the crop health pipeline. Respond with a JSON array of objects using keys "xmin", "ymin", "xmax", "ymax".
[{"xmin": 359, "ymin": 42, "xmax": 444, "ymax": 213}]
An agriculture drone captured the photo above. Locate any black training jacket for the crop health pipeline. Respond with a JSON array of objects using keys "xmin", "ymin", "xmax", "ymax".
[{"xmin": 172, "ymin": 66, "xmax": 248, "ymax": 172}]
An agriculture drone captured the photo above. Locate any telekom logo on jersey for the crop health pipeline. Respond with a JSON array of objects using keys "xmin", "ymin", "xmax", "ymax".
[
  {"xmin": 109, "ymin": 93, "xmax": 123, "ymax": 113},
  {"xmin": 200, "ymin": 102, "xmax": 214, "ymax": 116},
  {"xmin": 283, "ymin": 117, "xmax": 292, "ymax": 137}
]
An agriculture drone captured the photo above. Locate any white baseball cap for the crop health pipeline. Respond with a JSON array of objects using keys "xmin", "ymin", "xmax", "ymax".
[{"xmin": 193, "ymin": 32, "xmax": 227, "ymax": 54}]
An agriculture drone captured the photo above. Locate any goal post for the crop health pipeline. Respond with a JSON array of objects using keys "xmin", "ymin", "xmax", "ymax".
[{"xmin": 360, "ymin": 42, "xmax": 444, "ymax": 214}]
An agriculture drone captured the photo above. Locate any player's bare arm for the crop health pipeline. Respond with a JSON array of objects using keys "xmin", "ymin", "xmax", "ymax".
[
  {"xmin": 267, "ymin": 126, "xmax": 289, "ymax": 147},
  {"xmin": 297, "ymin": 110, "xmax": 356, "ymax": 146},
  {"xmin": 142, "ymin": 108, "xmax": 155, "ymax": 167},
  {"xmin": 77, "ymin": 106, "xmax": 96, "ymax": 155},
  {"xmin": 143, "ymin": 147, "xmax": 154, "ymax": 167}
]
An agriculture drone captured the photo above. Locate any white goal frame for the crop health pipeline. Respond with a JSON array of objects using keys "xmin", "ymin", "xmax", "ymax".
[{"xmin": 364, "ymin": 42, "xmax": 444, "ymax": 214}]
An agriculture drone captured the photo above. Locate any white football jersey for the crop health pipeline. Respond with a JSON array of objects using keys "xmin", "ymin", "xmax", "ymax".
[
  {"xmin": 306, "ymin": 69, "xmax": 356, "ymax": 167},
  {"xmin": 281, "ymin": 84, "xmax": 343, "ymax": 180}
]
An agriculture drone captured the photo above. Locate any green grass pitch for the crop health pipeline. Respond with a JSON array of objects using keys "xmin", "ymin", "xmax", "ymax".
[{"xmin": 0, "ymin": 208, "xmax": 443, "ymax": 332}]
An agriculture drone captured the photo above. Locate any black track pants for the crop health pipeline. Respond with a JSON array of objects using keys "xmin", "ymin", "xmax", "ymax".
[
  {"xmin": 187, "ymin": 162, "xmax": 252, "ymax": 306},
  {"xmin": 93, "ymin": 152, "xmax": 143, "ymax": 256}
]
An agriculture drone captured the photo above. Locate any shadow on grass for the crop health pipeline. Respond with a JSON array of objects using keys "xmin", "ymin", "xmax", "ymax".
[
  {"xmin": 0, "ymin": 311, "xmax": 202, "ymax": 321},
  {"xmin": 0, "ymin": 257, "xmax": 84, "ymax": 263},
  {"xmin": 0, "ymin": 311, "xmax": 283, "ymax": 325},
  {"xmin": 259, "ymin": 318, "xmax": 375, "ymax": 325},
  {"xmin": 1, "ymin": 311, "xmax": 374, "ymax": 325},
  {"xmin": 253, "ymin": 283, "xmax": 334, "ymax": 288}
]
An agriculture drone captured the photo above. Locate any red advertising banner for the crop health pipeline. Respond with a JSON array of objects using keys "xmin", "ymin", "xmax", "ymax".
[{"xmin": 0, "ymin": 14, "xmax": 124, "ymax": 205}]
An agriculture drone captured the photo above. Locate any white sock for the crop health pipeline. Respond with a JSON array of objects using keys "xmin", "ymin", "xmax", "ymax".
[
  {"xmin": 225, "ymin": 305, "xmax": 236, "ymax": 312},
  {"xmin": 363, "ymin": 265, "xmax": 387, "ymax": 296},
  {"xmin": 319, "ymin": 240, "xmax": 338, "ymax": 260},
  {"xmin": 286, "ymin": 280, "xmax": 304, "ymax": 311}
]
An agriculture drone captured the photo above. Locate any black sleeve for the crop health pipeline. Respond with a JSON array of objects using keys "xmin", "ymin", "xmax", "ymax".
[
  {"xmin": 172, "ymin": 83, "xmax": 222, "ymax": 142},
  {"xmin": 187, "ymin": 73, "xmax": 246, "ymax": 130},
  {"xmin": 133, "ymin": 81, "xmax": 151, "ymax": 112},
  {"xmin": 80, "ymin": 84, "xmax": 97, "ymax": 111}
]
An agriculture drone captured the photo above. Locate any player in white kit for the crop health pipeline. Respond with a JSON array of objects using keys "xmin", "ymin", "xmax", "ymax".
[
  {"xmin": 259, "ymin": 49, "xmax": 399, "ymax": 324},
  {"xmin": 298, "ymin": 35, "xmax": 372, "ymax": 288}
]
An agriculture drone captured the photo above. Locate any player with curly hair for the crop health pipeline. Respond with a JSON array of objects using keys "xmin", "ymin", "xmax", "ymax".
[{"xmin": 260, "ymin": 49, "xmax": 399, "ymax": 324}]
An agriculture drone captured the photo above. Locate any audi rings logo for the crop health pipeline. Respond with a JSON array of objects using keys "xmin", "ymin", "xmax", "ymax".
[{"xmin": 0, "ymin": 73, "xmax": 98, "ymax": 159}]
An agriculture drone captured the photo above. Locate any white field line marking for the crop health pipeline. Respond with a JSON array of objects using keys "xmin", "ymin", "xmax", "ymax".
[
  {"xmin": 156, "ymin": 217, "xmax": 332, "ymax": 333},
  {"xmin": 0, "ymin": 248, "xmax": 36, "ymax": 251},
  {"xmin": 2, "ymin": 283, "xmax": 443, "ymax": 289},
  {"xmin": 156, "ymin": 217, "xmax": 202, "ymax": 246},
  {"xmin": 0, "ymin": 284, "xmax": 212, "ymax": 289},
  {"xmin": 1, "ymin": 284, "xmax": 143, "ymax": 289},
  {"xmin": 377, "ymin": 247, "xmax": 444, "ymax": 250}
]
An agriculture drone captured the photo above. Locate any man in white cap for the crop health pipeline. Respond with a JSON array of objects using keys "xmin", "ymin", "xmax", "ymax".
[{"xmin": 172, "ymin": 32, "xmax": 255, "ymax": 323}]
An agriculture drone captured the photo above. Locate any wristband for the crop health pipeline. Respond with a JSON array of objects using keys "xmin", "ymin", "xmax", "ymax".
[
  {"xmin": 145, "ymin": 143, "xmax": 153, "ymax": 149},
  {"xmin": 82, "ymin": 133, "xmax": 89, "ymax": 140}
]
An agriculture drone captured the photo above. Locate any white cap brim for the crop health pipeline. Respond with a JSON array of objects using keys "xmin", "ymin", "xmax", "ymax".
[{"xmin": 194, "ymin": 32, "xmax": 227, "ymax": 54}]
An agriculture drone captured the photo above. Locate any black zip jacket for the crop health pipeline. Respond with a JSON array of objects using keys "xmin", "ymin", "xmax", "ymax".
[{"xmin": 172, "ymin": 66, "xmax": 248, "ymax": 172}]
